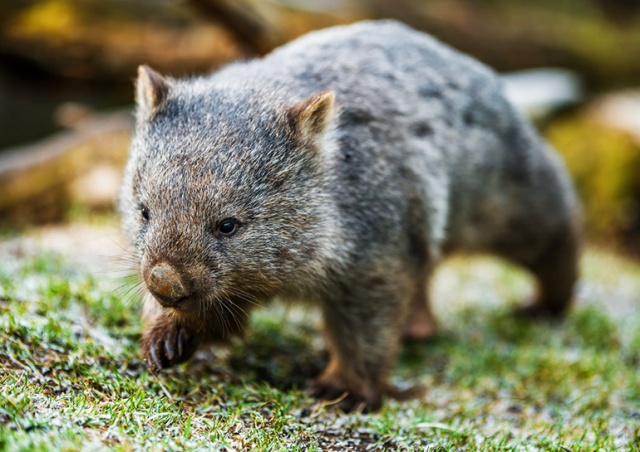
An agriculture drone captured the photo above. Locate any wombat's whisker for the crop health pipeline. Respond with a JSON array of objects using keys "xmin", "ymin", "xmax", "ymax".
[
  {"xmin": 121, "ymin": 282, "xmax": 146, "ymax": 307},
  {"xmin": 219, "ymin": 298, "xmax": 233, "ymax": 336},
  {"xmin": 222, "ymin": 296, "xmax": 248, "ymax": 331},
  {"xmin": 225, "ymin": 287, "xmax": 261, "ymax": 307},
  {"xmin": 222, "ymin": 303, "xmax": 243, "ymax": 334}
]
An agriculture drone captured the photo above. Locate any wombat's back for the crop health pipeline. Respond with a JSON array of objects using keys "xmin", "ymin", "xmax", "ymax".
[{"xmin": 209, "ymin": 20, "xmax": 577, "ymax": 259}]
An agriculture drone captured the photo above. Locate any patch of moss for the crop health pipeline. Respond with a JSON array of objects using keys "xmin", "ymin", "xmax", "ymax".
[
  {"xmin": 546, "ymin": 113, "xmax": 640, "ymax": 242},
  {"xmin": 8, "ymin": 0, "xmax": 81, "ymax": 40}
]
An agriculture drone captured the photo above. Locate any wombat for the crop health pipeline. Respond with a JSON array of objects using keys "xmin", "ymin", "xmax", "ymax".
[{"xmin": 120, "ymin": 20, "xmax": 580, "ymax": 411}]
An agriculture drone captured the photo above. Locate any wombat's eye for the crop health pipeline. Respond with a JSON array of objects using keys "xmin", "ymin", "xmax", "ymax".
[
  {"xmin": 140, "ymin": 204, "xmax": 150, "ymax": 222},
  {"xmin": 217, "ymin": 219, "xmax": 238, "ymax": 236}
]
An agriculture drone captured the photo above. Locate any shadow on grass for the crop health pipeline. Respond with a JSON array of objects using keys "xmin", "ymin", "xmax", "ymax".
[
  {"xmin": 181, "ymin": 302, "xmax": 624, "ymax": 397},
  {"xmin": 227, "ymin": 315, "xmax": 327, "ymax": 391},
  {"xmin": 218, "ymin": 306, "xmax": 554, "ymax": 394}
]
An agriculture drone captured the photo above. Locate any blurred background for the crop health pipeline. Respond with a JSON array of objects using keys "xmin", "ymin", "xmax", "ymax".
[{"xmin": 1, "ymin": 0, "xmax": 639, "ymax": 257}]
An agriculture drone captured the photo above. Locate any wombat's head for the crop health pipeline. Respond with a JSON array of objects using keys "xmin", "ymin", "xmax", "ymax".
[{"xmin": 120, "ymin": 66, "xmax": 338, "ymax": 316}]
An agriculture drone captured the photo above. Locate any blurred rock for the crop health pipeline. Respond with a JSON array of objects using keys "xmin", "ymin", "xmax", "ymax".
[
  {"xmin": 70, "ymin": 165, "xmax": 123, "ymax": 211},
  {"xmin": 590, "ymin": 90, "xmax": 640, "ymax": 143},
  {"xmin": 502, "ymin": 68, "xmax": 583, "ymax": 121}
]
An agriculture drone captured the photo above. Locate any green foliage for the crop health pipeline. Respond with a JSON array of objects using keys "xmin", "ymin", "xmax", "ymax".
[{"xmin": 1, "ymin": 248, "xmax": 639, "ymax": 450}]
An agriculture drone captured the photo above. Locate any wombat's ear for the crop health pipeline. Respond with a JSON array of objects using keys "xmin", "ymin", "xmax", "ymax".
[
  {"xmin": 136, "ymin": 65, "xmax": 170, "ymax": 120},
  {"xmin": 287, "ymin": 91, "xmax": 335, "ymax": 143}
]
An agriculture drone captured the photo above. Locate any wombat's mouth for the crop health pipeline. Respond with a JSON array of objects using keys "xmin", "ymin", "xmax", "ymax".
[
  {"xmin": 152, "ymin": 293, "xmax": 189, "ymax": 308},
  {"xmin": 149, "ymin": 292, "xmax": 203, "ymax": 314}
]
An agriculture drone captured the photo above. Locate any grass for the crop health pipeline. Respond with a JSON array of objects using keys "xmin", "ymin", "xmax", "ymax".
[{"xmin": 1, "ymin": 229, "xmax": 640, "ymax": 450}]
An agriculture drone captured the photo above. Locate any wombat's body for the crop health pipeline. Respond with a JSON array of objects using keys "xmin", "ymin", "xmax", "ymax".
[{"xmin": 120, "ymin": 20, "xmax": 580, "ymax": 411}]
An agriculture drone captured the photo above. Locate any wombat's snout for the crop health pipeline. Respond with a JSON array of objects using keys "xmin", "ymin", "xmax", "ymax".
[{"xmin": 146, "ymin": 262, "xmax": 189, "ymax": 307}]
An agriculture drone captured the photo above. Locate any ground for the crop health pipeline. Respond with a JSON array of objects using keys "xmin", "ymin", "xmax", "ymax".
[{"xmin": 1, "ymin": 218, "xmax": 639, "ymax": 451}]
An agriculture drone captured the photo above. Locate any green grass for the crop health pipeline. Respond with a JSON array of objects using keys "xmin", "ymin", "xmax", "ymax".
[{"xmin": 1, "ymin": 240, "xmax": 639, "ymax": 450}]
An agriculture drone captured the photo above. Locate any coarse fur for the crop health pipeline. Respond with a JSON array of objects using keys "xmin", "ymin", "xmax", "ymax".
[{"xmin": 120, "ymin": 20, "xmax": 581, "ymax": 411}]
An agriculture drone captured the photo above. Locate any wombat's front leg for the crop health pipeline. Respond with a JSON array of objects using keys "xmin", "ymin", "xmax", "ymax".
[
  {"xmin": 142, "ymin": 315, "xmax": 200, "ymax": 372},
  {"xmin": 140, "ymin": 295, "xmax": 253, "ymax": 372},
  {"xmin": 140, "ymin": 297, "xmax": 200, "ymax": 372},
  {"xmin": 309, "ymin": 278, "xmax": 410, "ymax": 411}
]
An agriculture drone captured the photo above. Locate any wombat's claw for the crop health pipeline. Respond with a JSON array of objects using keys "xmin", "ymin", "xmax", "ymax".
[
  {"xmin": 308, "ymin": 378, "xmax": 381, "ymax": 413},
  {"xmin": 143, "ymin": 323, "xmax": 198, "ymax": 372}
]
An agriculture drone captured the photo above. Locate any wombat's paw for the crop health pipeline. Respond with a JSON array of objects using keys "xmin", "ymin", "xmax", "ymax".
[
  {"xmin": 141, "ymin": 321, "xmax": 199, "ymax": 373},
  {"xmin": 308, "ymin": 374, "xmax": 382, "ymax": 413}
]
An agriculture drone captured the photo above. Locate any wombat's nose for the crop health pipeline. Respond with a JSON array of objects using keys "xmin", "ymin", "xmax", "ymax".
[{"xmin": 146, "ymin": 262, "xmax": 188, "ymax": 307}]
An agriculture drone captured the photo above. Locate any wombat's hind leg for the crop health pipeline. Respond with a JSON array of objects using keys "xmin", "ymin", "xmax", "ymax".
[{"xmin": 517, "ymin": 219, "xmax": 580, "ymax": 319}]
